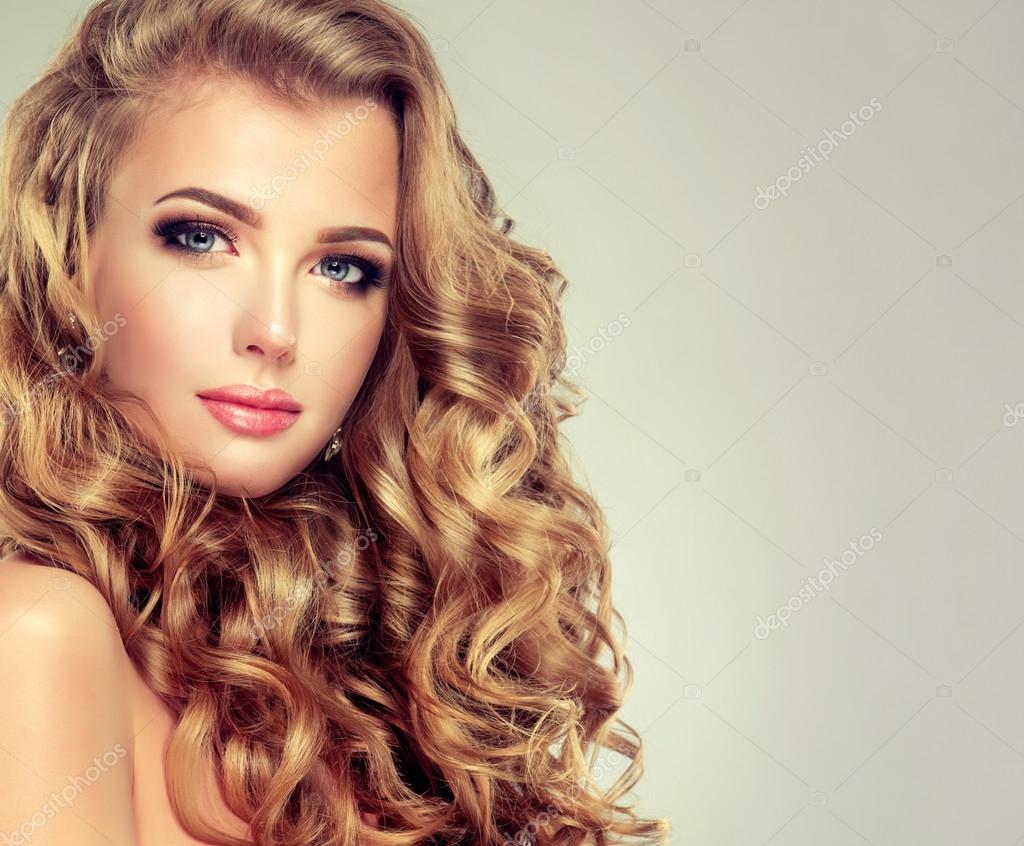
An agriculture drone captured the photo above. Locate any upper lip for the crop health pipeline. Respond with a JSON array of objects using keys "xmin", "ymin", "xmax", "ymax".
[{"xmin": 197, "ymin": 384, "xmax": 302, "ymax": 412}]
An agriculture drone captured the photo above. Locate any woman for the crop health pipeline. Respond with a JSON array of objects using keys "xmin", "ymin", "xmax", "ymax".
[{"xmin": 0, "ymin": 1, "xmax": 668, "ymax": 844}]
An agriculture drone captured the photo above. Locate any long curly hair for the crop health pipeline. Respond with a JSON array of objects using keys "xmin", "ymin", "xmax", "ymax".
[{"xmin": 0, "ymin": 1, "xmax": 669, "ymax": 845}]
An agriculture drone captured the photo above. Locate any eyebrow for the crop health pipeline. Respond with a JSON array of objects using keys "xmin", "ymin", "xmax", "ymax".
[{"xmin": 152, "ymin": 187, "xmax": 394, "ymax": 251}]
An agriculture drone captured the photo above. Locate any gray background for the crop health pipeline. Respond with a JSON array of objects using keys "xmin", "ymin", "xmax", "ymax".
[{"xmin": 5, "ymin": 1, "xmax": 1024, "ymax": 844}]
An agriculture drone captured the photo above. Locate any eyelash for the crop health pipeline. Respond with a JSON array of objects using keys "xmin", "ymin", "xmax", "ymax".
[{"xmin": 151, "ymin": 216, "xmax": 389, "ymax": 294}]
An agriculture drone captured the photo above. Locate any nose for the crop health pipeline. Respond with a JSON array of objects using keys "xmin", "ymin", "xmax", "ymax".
[
  {"xmin": 235, "ymin": 268, "xmax": 298, "ymax": 367},
  {"xmin": 245, "ymin": 321, "xmax": 297, "ymax": 365}
]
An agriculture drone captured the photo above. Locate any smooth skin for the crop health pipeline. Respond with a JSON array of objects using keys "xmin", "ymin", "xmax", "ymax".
[
  {"xmin": 0, "ymin": 553, "xmax": 253, "ymax": 845},
  {"xmin": 0, "ymin": 556, "xmax": 139, "ymax": 845},
  {"xmin": 86, "ymin": 74, "xmax": 398, "ymax": 498},
  {"xmin": 1, "ymin": 75, "xmax": 398, "ymax": 843}
]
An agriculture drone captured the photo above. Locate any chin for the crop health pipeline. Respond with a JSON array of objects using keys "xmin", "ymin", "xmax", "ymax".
[{"xmin": 185, "ymin": 462, "xmax": 292, "ymax": 500}]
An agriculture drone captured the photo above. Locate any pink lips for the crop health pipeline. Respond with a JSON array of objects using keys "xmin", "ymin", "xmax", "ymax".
[{"xmin": 197, "ymin": 384, "xmax": 302, "ymax": 436}]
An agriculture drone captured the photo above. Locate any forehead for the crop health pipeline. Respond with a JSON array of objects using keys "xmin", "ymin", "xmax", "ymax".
[{"xmin": 110, "ymin": 75, "xmax": 400, "ymax": 229}]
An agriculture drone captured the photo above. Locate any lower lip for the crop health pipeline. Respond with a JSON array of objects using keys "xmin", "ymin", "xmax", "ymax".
[{"xmin": 198, "ymin": 397, "xmax": 300, "ymax": 435}]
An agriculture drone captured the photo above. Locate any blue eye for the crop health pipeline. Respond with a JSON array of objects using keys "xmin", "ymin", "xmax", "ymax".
[
  {"xmin": 176, "ymin": 228, "xmax": 222, "ymax": 252},
  {"xmin": 316, "ymin": 254, "xmax": 389, "ymax": 294},
  {"xmin": 151, "ymin": 216, "xmax": 390, "ymax": 294},
  {"xmin": 317, "ymin": 257, "xmax": 365, "ymax": 285}
]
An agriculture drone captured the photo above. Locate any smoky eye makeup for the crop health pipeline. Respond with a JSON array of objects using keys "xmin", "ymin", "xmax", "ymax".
[{"xmin": 150, "ymin": 215, "xmax": 391, "ymax": 294}]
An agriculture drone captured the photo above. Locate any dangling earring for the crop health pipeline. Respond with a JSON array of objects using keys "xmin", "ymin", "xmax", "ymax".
[
  {"xmin": 55, "ymin": 313, "xmax": 80, "ymax": 372},
  {"xmin": 323, "ymin": 424, "xmax": 343, "ymax": 461}
]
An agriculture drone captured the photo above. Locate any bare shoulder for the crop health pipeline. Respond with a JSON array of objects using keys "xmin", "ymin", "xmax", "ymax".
[
  {"xmin": 0, "ymin": 552, "xmax": 138, "ymax": 844},
  {"xmin": 0, "ymin": 552, "xmax": 130, "ymax": 674},
  {"xmin": 0, "ymin": 552, "xmax": 119, "ymax": 627}
]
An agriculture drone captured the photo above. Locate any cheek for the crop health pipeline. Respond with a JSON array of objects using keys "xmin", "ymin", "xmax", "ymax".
[
  {"xmin": 97, "ymin": 271, "xmax": 219, "ymax": 391},
  {"xmin": 108, "ymin": 306, "xmax": 180, "ymax": 384},
  {"xmin": 317, "ymin": 307, "xmax": 387, "ymax": 406}
]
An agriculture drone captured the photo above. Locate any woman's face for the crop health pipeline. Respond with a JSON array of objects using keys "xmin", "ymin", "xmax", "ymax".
[{"xmin": 86, "ymin": 75, "xmax": 399, "ymax": 497}]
